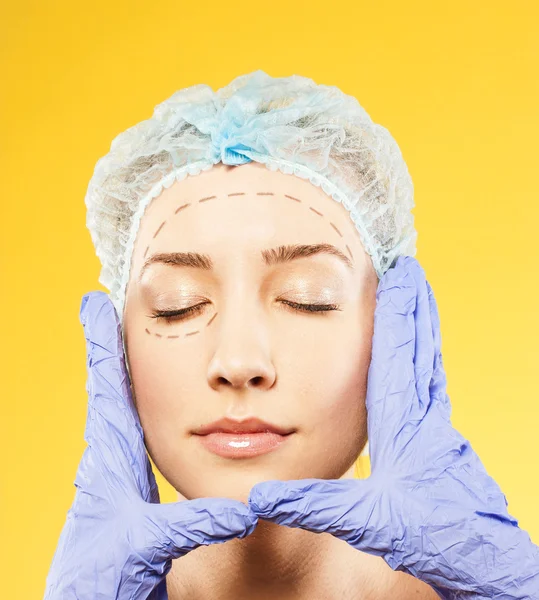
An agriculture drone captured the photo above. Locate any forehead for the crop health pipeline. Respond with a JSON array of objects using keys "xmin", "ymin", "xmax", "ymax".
[
  {"xmin": 127, "ymin": 161, "xmax": 377, "ymax": 291},
  {"xmin": 136, "ymin": 162, "xmax": 356, "ymax": 243}
]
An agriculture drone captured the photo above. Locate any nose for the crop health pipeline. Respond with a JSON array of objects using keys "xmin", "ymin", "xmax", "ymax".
[{"xmin": 206, "ymin": 301, "xmax": 276, "ymax": 392}]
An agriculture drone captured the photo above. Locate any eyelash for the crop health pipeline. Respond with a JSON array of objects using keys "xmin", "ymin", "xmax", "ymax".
[{"xmin": 149, "ymin": 300, "xmax": 341, "ymax": 324}]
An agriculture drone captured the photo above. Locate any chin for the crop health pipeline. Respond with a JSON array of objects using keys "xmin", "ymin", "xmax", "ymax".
[{"xmin": 173, "ymin": 463, "xmax": 303, "ymax": 503}]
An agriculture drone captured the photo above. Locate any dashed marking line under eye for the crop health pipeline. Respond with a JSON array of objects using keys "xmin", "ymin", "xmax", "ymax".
[
  {"xmin": 256, "ymin": 192, "xmax": 274, "ymax": 196},
  {"xmin": 144, "ymin": 311, "xmax": 218, "ymax": 339},
  {"xmin": 198, "ymin": 196, "xmax": 216, "ymax": 203},
  {"xmin": 228, "ymin": 192, "xmax": 245, "ymax": 197}
]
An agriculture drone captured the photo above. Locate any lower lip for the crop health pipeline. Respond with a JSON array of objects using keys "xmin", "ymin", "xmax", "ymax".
[{"xmin": 196, "ymin": 432, "xmax": 292, "ymax": 458}]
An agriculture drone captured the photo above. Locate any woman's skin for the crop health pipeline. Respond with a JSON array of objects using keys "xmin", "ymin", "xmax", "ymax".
[{"xmin": 123, "ymin": 162, "xmax": 439, "ymax": 599}]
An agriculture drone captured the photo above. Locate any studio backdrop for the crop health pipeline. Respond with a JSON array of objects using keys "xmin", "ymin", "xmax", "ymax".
[{"xmin": 1, "ymin": 1, "xmax": 538, "ymax": 597}]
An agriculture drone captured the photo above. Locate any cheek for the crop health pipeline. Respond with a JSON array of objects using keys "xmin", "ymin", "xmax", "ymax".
[
  {"xmin": 311, "ymin": 342, "xmax": 370, "ymax": 476},
  {"xmin": 126, "ymin": 327, "xmax": 201, "ymax": 437},
  {"xmin": 283, "ymin": 318, "xmax": 372, "ymax": 453},
  {"xmin": 293, "ymin": 314, "xmax": 372, "ymax": 412},
  {"xmin": 309, "ymin": 346, "xmax": 369, "ymax": 440}
]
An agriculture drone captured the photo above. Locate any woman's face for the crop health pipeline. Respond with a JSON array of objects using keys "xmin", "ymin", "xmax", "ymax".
[{"xmin": 123, "ymin": 162, "xmax": 378, "ymax": 502}]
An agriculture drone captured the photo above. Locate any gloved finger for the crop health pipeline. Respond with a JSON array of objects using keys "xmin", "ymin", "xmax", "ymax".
[
  {"xmin": 425, "ymin": 280, "xmax": 451, "ymax": 424},
  {"xmin": 365, "ymin": 256, "xmax": 420, "ymax": 463},
  {"xmin": 248, "ymin": 479, "xmax": 391, "ymax": 557},
  {"xmin": 149, "ymin": 497, "xmax": 259, "ymax": 560},
  {"xmin": 408, "ymin": 261, "xmax": 436, "ymax": 415},
  {"xmin": 366, "ymin": 256, "xmax": 435, "ymax": 468},
  {"xmin": 78, "ymin": 291, "xmax": 152, "ymax": 500}
]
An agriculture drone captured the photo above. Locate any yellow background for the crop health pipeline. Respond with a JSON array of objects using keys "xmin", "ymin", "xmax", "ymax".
[{"xmin": 1, "ymin": 1, "xmax": 538, "ymax": 597}]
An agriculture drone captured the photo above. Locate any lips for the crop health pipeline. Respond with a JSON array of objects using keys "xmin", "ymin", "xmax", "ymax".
[
  {"xmin": 193, "ymin": 417, "xmax": 296, "ymax": 436},
  {"xmin": 193, "ymin": 417, "xmax": 296, "ymax": 458}
]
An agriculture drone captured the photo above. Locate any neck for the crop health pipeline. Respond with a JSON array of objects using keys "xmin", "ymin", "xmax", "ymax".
[{"xmin": 167, "ymin": 519, "xmax": 351, "ymax": 599}]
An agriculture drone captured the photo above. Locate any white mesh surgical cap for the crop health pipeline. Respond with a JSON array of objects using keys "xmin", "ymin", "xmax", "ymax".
[{"xmin": 85, "ymin": 70, "xmax": 416, "ymax": 319}]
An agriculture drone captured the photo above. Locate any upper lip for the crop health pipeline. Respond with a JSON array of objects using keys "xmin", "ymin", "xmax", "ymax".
[{"xmin": 193, "ymin": 417, "xmax": 296, "ymax": 436}]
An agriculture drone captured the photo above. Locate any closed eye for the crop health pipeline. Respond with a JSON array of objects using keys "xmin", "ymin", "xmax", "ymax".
[
  {"xmin": 149, "ymin": 300, "xmax": 341, "ymax": 324},
  {"xmin": 150, "ymin": 302, "xmax": 209, "ymax": 323},
  {"xmin": 278, "ymin": 300, "xmax": 341, "ymax": 314}
]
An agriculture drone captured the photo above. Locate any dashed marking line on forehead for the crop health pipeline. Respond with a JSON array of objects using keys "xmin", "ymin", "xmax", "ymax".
[
  {"xmin": 149, "ymin": 193, "xmax": 348, "ymax": 251},
  {"xmin": 153, "ymin": 221, "xmax": 166, "ymax": 238},
  {"xmin": 175, "ymin": 203, "xmax": 191, "ymax": 214},
  {"xmin": 329, "ymin": 222, "xmax": 343, "ymax": 237},
  {"xmin": 146, "ymin": 190, "xmax": 355, "ymax": 270}
]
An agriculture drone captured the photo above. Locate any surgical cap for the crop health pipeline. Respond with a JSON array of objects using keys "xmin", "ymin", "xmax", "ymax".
[{"xmin": 84, "ymin": 70, "xmax": 416, "ymax": 319}]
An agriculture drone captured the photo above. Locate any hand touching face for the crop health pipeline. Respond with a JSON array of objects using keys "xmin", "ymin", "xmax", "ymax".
[{"xmin": 123, "ymin": 162, "xmax": 378, "ymax": 502}]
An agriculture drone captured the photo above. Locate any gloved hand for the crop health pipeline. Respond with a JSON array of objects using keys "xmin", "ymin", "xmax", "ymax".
[
  {"xmin": 44, "ymin": 291, "xmax": 258, "ymax": 600},
  {"xmin": 248, "ymin": 256, "xmax": 539, "ymax": 599}
]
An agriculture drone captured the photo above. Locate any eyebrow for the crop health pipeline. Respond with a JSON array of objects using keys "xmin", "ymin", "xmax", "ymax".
[{"xmin": 139, "ymin": 243, "xmax": 354, "ymax": 281}]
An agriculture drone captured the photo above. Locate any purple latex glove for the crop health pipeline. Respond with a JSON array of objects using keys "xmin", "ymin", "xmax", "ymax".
[
  {"xmin": 248, "ymin": 256, "xmax": 539, "ymax": 599},
  {"xmin": 44, "ymin": 292, "xmax": 258, "ymax": 599}
]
